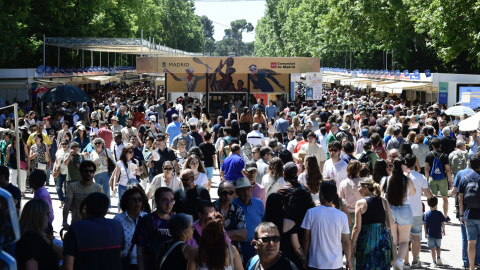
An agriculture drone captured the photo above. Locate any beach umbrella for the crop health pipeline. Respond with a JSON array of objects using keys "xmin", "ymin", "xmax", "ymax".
[
  {"xmin": 445, "ymin": 106, "xmax": 475, "ymax": 117},
  {"xmin": 40, "ymin": 85, "xmax": 92, "ymax": 103}
]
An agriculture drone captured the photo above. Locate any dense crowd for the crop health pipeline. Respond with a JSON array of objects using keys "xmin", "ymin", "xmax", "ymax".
[{"xmin": 1, "ymin": 82, "xmax": 479, "ymax": 270}]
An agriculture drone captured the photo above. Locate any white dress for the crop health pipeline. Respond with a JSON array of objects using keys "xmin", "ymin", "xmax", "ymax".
[{"xmin": 262, "ymin": 174, "xmax": 286, "ymax": 196}]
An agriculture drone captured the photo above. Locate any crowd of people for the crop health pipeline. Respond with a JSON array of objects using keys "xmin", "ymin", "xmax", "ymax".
[{"xmin": 1, "ymin": 82, "xmax": 479, "ymax": 270}]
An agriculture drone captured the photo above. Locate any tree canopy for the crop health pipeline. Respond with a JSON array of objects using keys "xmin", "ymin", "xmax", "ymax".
[
  {"xmin": 0, "ymin": 0, "xmax": 203, "ymax": 68},
  {"xmin": 255, "ymin": 0, "xmax": 480, "ymax": 73}
]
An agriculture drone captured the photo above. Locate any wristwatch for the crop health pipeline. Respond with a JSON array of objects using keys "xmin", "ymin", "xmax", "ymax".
[{"xmin": 460, "ymin": 214, "xmax": 464, "ymax": 217}]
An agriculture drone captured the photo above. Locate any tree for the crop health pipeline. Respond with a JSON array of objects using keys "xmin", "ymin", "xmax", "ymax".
[
  {"xmin": 199, "ymin": 15, "xmax": 216, "ymax": 55},
  {"xmin": 224, "ymin": 19, "xmax": 254, "ymax": 56}
]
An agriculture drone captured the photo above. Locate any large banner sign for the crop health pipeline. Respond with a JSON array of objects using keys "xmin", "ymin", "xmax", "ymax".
[
  {"xmin": 137, "ymin": 56, "xmax": 320, "ymax": 92},
  {"xmin": 305, "ymin": 72, "xmax": 323, "ymax": 100}
]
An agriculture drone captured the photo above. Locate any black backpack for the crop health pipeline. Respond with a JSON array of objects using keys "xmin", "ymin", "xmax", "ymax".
[
  {"xmin": 464, "ymin": 173, "xmax": 480, "ymax": 209},
  {"xmin": 359, "ymin": 151, "xmax": 374, "ymax": 173}
]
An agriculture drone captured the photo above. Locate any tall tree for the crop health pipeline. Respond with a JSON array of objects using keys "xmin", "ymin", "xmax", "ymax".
[{"xmin": 224, "ymin": 19, "xmax": 254, "ymax": 56}]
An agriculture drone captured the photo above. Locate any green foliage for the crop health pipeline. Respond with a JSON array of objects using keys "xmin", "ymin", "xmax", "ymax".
[
  {"xmin": 255, "ymin": 0, "xmax": 480, "ymax": 73},
  {"xmin": 214, "ymin": 19, "xmax": 254, "ymax": 56},
  {"xmin": 0, "ymin": 0, "xmax": 203, "ymax": 68}
]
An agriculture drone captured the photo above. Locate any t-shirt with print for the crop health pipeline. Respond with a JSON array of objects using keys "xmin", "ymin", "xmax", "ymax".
[
  {"xmin": 66, "ymin": 181, "xmax": 103, "ymax": 223},
  {"xmin": 132, "ymin": 212, "xmax": 171, "ymax": 270}
]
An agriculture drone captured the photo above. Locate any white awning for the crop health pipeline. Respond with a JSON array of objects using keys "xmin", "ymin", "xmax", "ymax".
[{"xmin": 377, "ymin": 82, "xmax": 431, "ymax": 94}]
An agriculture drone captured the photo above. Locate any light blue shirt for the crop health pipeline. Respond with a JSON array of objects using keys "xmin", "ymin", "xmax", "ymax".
[
  {"xmin": 265, "ymin": 105, "xmax": 277, "ymax": 120},
  {"xmin": 232, "ymin": 197, "xmax": 264, "ymax": 241},
  {"xmin": 166, "ymin": 121, "xmax": 181, "ymax": 144}
]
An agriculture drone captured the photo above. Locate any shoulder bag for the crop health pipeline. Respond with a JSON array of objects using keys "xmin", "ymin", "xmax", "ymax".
[
  {"xmin": 158, "ymin": 241, "xmax": 183, "ymax": 270},
  {"xmin": 381, "ymin": 197, "xmax": 398, "ymax": 266},
  {"xmin": 106, "ymin": 149, "xmax": 116, "ymax": 176}
]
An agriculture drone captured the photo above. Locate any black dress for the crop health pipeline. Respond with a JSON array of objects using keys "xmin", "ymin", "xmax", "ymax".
[
  {"xmin": 280, "ymin": 225, "xmax": 303, "ymax": 269},
  {"xmin": 15, "ymin": 231, "xmax": 59, "ymax": 270},
  {"xmin": 160, "ymin": 242, "xmax": 187, "ymax": 270}
]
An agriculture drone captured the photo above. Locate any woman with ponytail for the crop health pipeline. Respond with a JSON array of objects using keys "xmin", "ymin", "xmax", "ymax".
[{"xmin": 351, "ymin": 178, "xmax": 393, "ymax": 270}]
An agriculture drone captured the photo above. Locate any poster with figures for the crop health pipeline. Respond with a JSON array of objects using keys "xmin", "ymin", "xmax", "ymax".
[{"xmin": 306, "ymin": 72, "xmax": 323, "ymax": 100}]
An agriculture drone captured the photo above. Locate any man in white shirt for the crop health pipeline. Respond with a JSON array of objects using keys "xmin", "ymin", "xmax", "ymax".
[
  {"xmin": 110, "ymin": 116, "xmax": 122, "ymax": 134},
  {"xmin": 405, "ymin": 154, "xmax": 433, "ymax": 267},
  {"xmin": 315, "ymin": 127, "xmax": 328, "ymax": 155},
  {"xmin": 247, "ymin": 123, "xmax": 266, "ymax": 147},
  {"xmin": 323, "ymin": 141, "xmax": 348, "ymax": 190},
  {"xmin": 110, "ymin": 132, "xmax": 125, "ymax": 161},
  {"xmin": 120, "ymin": 118, "xmax": 138, "ymax": 141},
  {"xmin": 302, "ymin": 181, "xmax": 351, "ymax": 270}
]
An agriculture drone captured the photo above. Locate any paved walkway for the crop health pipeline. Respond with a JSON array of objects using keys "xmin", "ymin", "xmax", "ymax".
[{"xmin": 20, "ymin": 169, "xmax": 465, "ymax": 269}]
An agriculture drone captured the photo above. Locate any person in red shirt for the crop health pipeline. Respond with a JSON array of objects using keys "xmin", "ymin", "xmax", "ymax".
[
  {"xmin": 97, "ymin": 121, "xmax": 113, "ymax": 149},
  {"xmin": 293, "ymin": 129, "xmax": 312, "ymax": 153}
]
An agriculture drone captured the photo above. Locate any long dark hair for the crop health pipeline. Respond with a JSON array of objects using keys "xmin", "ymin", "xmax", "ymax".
[
  {"xmin": 286, "ymin": 188, "xmax": 315, "ymax": 244},
  {"xmin": 372, "ymin": 159, "xmax": 389, "ymax": 184},
  {"xmin": 202, "ymin": 106, "xmax": 211, "ymax": 121},
  {"xmin": 386, "ymin": 158, "xmax": 408, "ymax": 207},
  {"xmin": 305, "ymin": 155, "xmax": 322, "ymax": 194},
  {"xmin": 264, "ymin": 193, "xmax": 285, "ymax": 235},
  {"xmin": 198, "ymin": 213, "xmax": 227, "ymax": 270},
  {"xmin": 399, "ymin": 142, "xmax": 413, "ymax": 158}
]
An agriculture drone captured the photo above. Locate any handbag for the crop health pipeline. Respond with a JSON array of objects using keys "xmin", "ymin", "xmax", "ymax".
[
  {"xmin": 121, "ymin": 242, "xmax": 135, "ymax": 270},
  {"xmin": 44, "ymin": 144, "xmax": 51, "ymax": 163},
  {"xmin": 381, "ymin": 198, "xmax": 398, "ymax": 265},
  {"xmin": 13, "ymin": 150, "xmax": 27, "ymax": 170},
  {"xmin": 52, "ymin": 162, "xmax": 61, "ymax": 178},
  {"xmin": 37, "ymin": 163, "xmax": 47, "ymax": 170},
  {"xmin": 106, "ymin": 149, "xmax": 116, "ymax": 175}
]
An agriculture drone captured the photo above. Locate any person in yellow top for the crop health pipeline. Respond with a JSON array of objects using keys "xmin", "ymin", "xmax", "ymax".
[{"xmin": 26, "ymin": 122, "xmax": 52, "ymax": 147}]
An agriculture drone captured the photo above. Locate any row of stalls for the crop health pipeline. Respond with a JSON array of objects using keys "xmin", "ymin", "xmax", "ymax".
[{"xmin": 323, "ymin": 74, "xmax": 437, "ymax": 103}]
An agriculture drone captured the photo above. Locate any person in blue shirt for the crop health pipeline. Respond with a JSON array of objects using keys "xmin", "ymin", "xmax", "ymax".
[
  {"xmin": 274, "ymin": 112, "xmax": 290, "ymax": 135},
  {"xmin": 220, "ymin": 144, "xmax": 245, "ymax": 182},
  {"xmin": 165, "ymin": 114, "xmax": 181, "ymax": 146},
  {"xmin": 212, "ymin": 116, "xmax": 225, "ymax": 143},
  {"xmin": 423, "ymin": 196, "xmax": 446, "ymax": 267},
  {"xmin": 248, "ymin": 65, "xmax": 285, "ymax": 92},
  {"xmin": 233, "ymin": 177, "xmax": 264, "ymax": 264},
  {"xmin": 265, "ymin": 100, "xmax": 278, "ymax": 120}
]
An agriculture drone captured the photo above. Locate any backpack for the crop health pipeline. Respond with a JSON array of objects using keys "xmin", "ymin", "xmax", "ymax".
[
  {"xmin": 464, "ymin": 173, "xmax": 480, "ymax": 209},
  {"xmin": 359, "ymin": 151, "xmax": 374, "ymax": 173},
  {"xmin": 450, "ymin": 150, "xmax": 467, "ymax": 176},
  {"xmin": 430, "ymin": 151, "xmax": 446, "ymax": 180},
  {"xmin": 222, "ymin": 138, "xmax": 231, "ymax": 160}
]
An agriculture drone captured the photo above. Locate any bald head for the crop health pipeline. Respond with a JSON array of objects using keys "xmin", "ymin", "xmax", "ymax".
[{"xmin": 231, "ymin": 144, "xmax": 241, "ymax": 153}]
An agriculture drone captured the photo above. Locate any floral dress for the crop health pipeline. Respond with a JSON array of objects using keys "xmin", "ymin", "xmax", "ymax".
[{"xmin": 31, "ymin": 143, "xmax": 47, "ymax": 171}]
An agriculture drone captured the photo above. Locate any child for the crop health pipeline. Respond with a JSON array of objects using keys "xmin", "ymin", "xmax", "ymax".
[
  {"xmin": 267, "ymin": 117, "xmax": 276, "ymax": 138},
  {"xmin": 423, "ymin": 196, "xmax": 446, "ymax": 267}
]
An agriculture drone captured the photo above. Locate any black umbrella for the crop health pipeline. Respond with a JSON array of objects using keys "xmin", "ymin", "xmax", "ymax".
[{"xmin": 40, "ymin": 85, "xmax": 92, "ymax": 103}]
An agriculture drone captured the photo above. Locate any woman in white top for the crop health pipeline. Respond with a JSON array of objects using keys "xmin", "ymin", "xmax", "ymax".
[
  {"xmin": 175, "ymin": 138, "xmax": 189, "ymax": 171},
  {"xmin": 90, "ymin": 137, "xmax": 116, "ymax": 202},
  {"xmin": 183, "ymin": 154, "xmax": 208, "ymax": 189},
  {"xmin": 53, "ymin": 139, "xmax": 70, "ymax": 207},
  {"xmin": 385, "ymin": 157, "xmax": 416, "ymax": 269},
  {"xmin": 110, "ymin": 143, "xmax": 142, "ymax": 212},
  {"xmin": 147, "ymin": 161, "xmax": 182, "ymax": 200},
  {"xmin": 262, "ymin": 157, "xmax": 286, "ymax": 196},
  {"xmin": 338, "ymin": 160, "xmax": 362, "ymax": 228},
  {"xmin": 298, "ymin": 155, "xmax": 322, "ymax": 203},
  {"xmin": 197, "ymin": 213, "xmax": 242, "ymax": 270}
]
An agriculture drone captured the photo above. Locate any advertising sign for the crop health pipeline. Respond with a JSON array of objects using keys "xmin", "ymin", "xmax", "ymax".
[
  {"xmin": 305, "ymin": 72, "xmax": 323, "ymax": 100},
  {"xmin": 438, "ymin": 82, "xmax": 448, "ymax": 104}
]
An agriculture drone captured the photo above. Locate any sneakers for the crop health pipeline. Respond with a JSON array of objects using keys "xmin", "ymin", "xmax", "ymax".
[
  {"xmin": 403, "ymin": 262, "xmax": 411, "ymax": 269},
  {"xmin": 394, "ymin": 259, "xmax": 404, "ymax": 270},
  {"xmin": 431, "ymin": 261, "xmax": 438, "ymax": 268},
  {"xmin": 436, "ymin": 257, "xmax": 443, "ymax": 266},
  {"xmin": 411, "ymin": 260, "xmax": 421, "ymax": 268},
  {"xmin": 446, "ymin": 216, "xmax": 451, "ymax": 223}
]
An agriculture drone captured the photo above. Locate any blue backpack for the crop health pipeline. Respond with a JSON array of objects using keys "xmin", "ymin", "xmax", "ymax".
[{"xmin": 430, "ymin": 151, "xmax": 446, "ymax": 180}]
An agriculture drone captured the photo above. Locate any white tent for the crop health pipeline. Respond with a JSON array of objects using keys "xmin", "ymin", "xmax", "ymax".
[{"xmin": 459, "ymin": 112, "xmax": 480, "ymax": 131}]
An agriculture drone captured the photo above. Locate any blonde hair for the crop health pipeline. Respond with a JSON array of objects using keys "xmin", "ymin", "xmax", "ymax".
[
  {"xmin": 385, "ymin": 126, "xmax": 394, "ymax": 136},
  {"xmin": 292, "ymin": 116, "xmax": 301, "ymax": 128},
  {"xmin": 19, "ymin": 199, "xmax": 49, "ymax": 237},
  {"xmin": 359, "ymin": 177, "xmax": 381, "ymax": 197}
]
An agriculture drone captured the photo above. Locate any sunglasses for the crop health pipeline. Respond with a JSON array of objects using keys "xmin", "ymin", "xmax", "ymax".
[
  {"xmin": 329, "ymin": 149, "xmax": 339, "ymax": 153},
  {"xmin": 163, "ymin": 167, "xmax": 174, "ymax": 171},
  {"xmin": 221, "ymin": 190, "xmax": 235, "ymax": 196},
  {"xmin": 127, "ymin": 150, "xmax": 134, "ymax": 154},
  {"xmin": 181, "ymin": 177, "xmax": 192, "ymax": 182},
  {"xmin": 159, "ymin": 199, "xmax": 175, "ymax": 205},
  {"xmin": 94, "ymin": 142, "xmax": 102, "ymax": 145},
  {"xmin": 257, "ymin": 236, "xmax": 281, "ymax": 244},
  {"xmin": 387, "ymin": 164, "xmax": 394, "ymax": 167},
  {"xmin": 131, "ymin": 198, "xmax": 142, "ymax": 203},
  {"xmin": 190, "ymin": 161, "xmax": 199, "ymax": 165}
]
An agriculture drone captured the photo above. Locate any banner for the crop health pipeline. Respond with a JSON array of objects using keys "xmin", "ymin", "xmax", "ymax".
[
  {"xmin": 438, "ymin": 82, "xmax": 448, "ymax": 104},
  {"xmin": 305, "ymin": 72, "xmax": 323, "ymax": 100}
]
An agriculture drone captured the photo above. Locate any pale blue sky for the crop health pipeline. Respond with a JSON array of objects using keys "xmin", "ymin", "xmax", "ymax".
[{"xmin": 194, "ymin": 0, "xmax": 267, "ymax": 43}]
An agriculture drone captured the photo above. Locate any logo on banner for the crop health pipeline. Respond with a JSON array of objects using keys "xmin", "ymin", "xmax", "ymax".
[
  {"xmin": 271, "ymin": 62, "xmax": 277, "ymax": 68},
  {"xmin": 425, "ymin": 69, "xmax": 431, "ymax": 77}
]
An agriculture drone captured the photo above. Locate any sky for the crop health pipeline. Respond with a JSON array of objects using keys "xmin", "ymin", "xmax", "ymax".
[{"xmin": 194, "ymin": 0, "xmax": 267, "ymax": 43}]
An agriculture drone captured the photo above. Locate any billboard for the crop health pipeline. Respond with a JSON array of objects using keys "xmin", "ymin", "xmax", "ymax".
[
  {"xmin": 458, "ymin": 84, "xmax": 480, "ymax": 110},
  {"xmin": 137, "ymin": 56, "xmax": 320, "ymax": 93}
]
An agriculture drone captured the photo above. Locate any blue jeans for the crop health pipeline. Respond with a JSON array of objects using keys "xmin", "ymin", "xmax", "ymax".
[
  {"xmin": 117, "ymin": 178, "xmax": 140, "ymax": 212},
  {"xmin": 55, "ymin": 174, "xmax": 67, "ymax": 202},
  {"xmin": 46, "ymin": 163, "xmax": 52, "ymax": 185},
  {"xmin": 462, "ymin": 222, "xmax": 480, "ymax": 267},
  {"xmin": 94, "ymin": 172, "xmax": 111, "ymax": 201}
]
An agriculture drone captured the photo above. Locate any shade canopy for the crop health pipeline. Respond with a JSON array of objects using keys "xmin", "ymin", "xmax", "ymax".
[
  {"xmin": 40, "ymin": 85, "xmax": 92, "ymax": 103},
  {"xmin": 445, "ymin": 106, "xmax": 475, "ymax": 117},
  {"xmin": 459, "ymin": 112, "xmax": 480, "ymax": 131}
]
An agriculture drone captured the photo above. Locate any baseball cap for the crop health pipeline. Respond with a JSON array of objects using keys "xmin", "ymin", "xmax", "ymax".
[
  {"xmin": 283, "ymin": 161, "xmax": 298, "ymax": 180},
  {"xmin": 235, "ymin": 177, "xmax": 251, "ymax": 189},
  {"xmin": 111, "ymin": 116, "xmax": 119, "ymax": 121},
  {"xmin": 244, "ymin": 161, "xmax": 258, "ymax": 172},
  {"xmin": 361, "ymin": 129, "xmax": 369, "ymax": 138}
]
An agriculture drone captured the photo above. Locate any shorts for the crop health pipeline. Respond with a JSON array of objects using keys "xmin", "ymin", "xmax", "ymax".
[
  {"xmin": 429, "ymin": 177, "xmax": 448, "ymax": 197},
  {"xmin": 205, "ymin": 166, "xmax": 213, "ymax": 179},
  {"xmin": 427, "ymin": 237, "xmax": 442, "ymax": 248},
  {"xmin": 390, "ymin": 204, "xmax": 413, "ymax": 226},
  {"xmin": 410, "ymin": 215, "xmax": 423, "ymax": 240},
  {"xmin": 465, "ymin": 219, "xmax": 480, "ymax": 241}
]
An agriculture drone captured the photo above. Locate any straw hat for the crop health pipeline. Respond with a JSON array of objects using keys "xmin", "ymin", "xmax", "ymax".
[{"xmin": 293, "ymin": 150, "xmax": 307, "ymax": 162}]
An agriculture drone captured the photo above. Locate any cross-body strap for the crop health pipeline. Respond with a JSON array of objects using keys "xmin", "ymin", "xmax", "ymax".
[
  {"xmin": 228, "ymin": 244, "xmax": 233, "ymax": 268},
  {"xmin": 346, "ymin": 183, "xmax": 362, "ymax": 201},
  {"xmin": 158, "ymin": 241, "xmax": 183, "ymax": 270}
]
